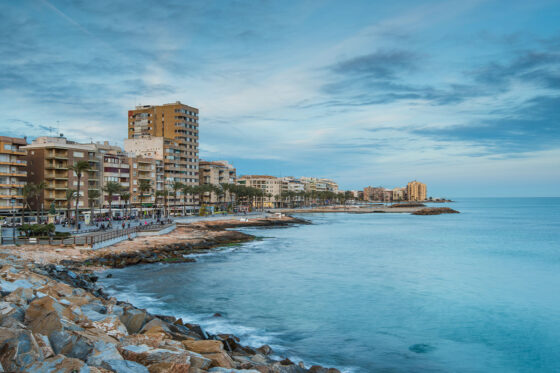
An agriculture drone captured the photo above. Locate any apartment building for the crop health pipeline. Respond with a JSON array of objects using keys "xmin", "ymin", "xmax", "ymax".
[
  {"xmin": 407, "ymin": 181, "xmax": 427, "ymax": 201},
  {"xmin": 199, "ymin": 160, "xmax": 236, "ymax": 205},
  {"xmin": 126, "ymin": 101, "xmax": 199, "ymax": 212},
  {"xmin": 279, "ymin": 177, "xmax": 305, "ymax": 207},
  {"xmin": 24, "ymin": 136, "xmax": 100, "ymax": 213},
  {"xmin": 237, "ymin": 175, "xmax": 281, "ymax": 208},
  {"xmin": 392, "ymin": 187, "xmax": 407, "ymax": 201},
  {"xmin": 0, "ymin": 136, "xmax": 27, "ymax": 214},
  {"xmin": 363, "ymin": 186, "xmax": 385, "ymax": 201},
  {"xmin": 300, "ymin": 177, "xmax": 339, "ymax": 193}
]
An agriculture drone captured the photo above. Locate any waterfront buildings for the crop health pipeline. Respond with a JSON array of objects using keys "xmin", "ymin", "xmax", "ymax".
[
  {"xmin": 199, "ymin": 160, "xmax": 236, "ymax": 205},
  {"xmin": 0, "ymin": 137, "xmax": 27, "ymax": 214},
  {"xmin": 300, "ymin": 177, "xmax": 339, "ymax": 194},
  {"xmin": 363, "ymin": 186, "xmax": 385, "ymax": 201},
  {"xmin": 392, "ymin": 187, "xmax": 407, "ymax": 201},
  {"xmin": 24, "ymin": 136, "xmax": 100, "ymax": 213},
  {"xmin": 237, "ymin": 175, "xmax": 281, "ymax": 208},
  {"xmin": 407, "ymin": 181, "xmax": 427, "ymax": 201},
  {"xmin": 126, "ymin": 101, "xmax": 199, "ymax": 213}
]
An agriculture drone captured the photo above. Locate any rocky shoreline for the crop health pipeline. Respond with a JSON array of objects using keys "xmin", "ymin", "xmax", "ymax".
[{"xmin": 0, "ymin": 215, "xmax": 340, "ymax": 373}]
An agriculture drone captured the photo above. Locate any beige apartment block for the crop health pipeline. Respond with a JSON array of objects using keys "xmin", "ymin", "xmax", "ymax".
[
  {"xmin": 199, "ymin": 160, "xmax": 236, "ymax": 205},
  {"xmin": 0, "ymin": 136, "xmax": 27, "ymax": 213},
  {"xmin": 407, "ymin": 181, "xmax": 427, "ymax": 201},
  {"xmin": 300, "ymin": 177, "xmax": 339, "ymax": 193},
  {"xmin": 237, "ymin": 175, "xmax": 281, "ymax": 208},
  {"xmin": 24, "ymin": 136, "xmax": 100, "ymax": 213},
  {"xmin": 392, "ymin": 187, "xmax": 407, "ymax": 201},
  {"xmin": 363, "ymin": 186, "xmax": 385, "ymax": 201}
]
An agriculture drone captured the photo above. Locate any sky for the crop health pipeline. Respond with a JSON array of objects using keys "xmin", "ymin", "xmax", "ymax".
[{"xmin": 1, "ymin": 0, "xmax": 559, "ymax": 197}]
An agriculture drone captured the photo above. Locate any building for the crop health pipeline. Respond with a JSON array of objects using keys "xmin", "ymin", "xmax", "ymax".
[
  {"xmin": 126, "ymin": 101, "xmax": 199, "ymax": 213},
  {"xmin": 199, "ymin": 160, "xmax": 236, "ymax": 205},
  {"xmin": 392, "ymin": 187, "xmax": 407, "ymax": 201},
  {"xmin": 279, "ymin": 177, "xmax": 305, "ymax": 207},
  {"xmin": 363, "ymin": 186, "xmax": 385, "ymax": 201},
  {"xmin": 24, "ymin": 136, "xmax": 100, "ymax": 215},
  {"xmin": 237, "ymin": 175, "xmax": 281, "ymax": 208},
  {"xmin": 407, "ymin": 181, "xmax": 427, "ymax": 201},
  {"xmin": 300, "ymin": 177, "xmax": 339, "ymax": 193},
  {"xmin": 0, "ymin": 136, "xmax": 27, "ymax": 214}
]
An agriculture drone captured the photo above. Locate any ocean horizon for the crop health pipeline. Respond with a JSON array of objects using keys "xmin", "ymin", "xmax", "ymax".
[{"xmin": 100, "ymin": 198, "xmax": 560, "ymax": 372}]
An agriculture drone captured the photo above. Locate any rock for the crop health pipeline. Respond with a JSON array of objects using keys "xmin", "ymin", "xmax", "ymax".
[
  {"xmin": 147, "ymin": 361, "xmax": 191, "ymax": 373},
  {"xmin": 119, "ymin": 344, "xmax": 191, "ymax": 366},
  {"xmin": 92, "ymin": 314, "xmax": 128, "ymax": 339},
  {"xmin": 139, "ymin": 318, "xmax": 171, "ymax": 336},
  {"xmin": 0, "ymin": 327, "xmax": 44, "ymax": 370},
  {"xmin": 35, "ymin": 333, "xmax": 56, "ymax": 358},
  {"xmin": 256, "ymin": 345, "xmax": 272, "ymax": 355},
  {"xmin": 412, "ymin": 207, "xmax": 460, "ymax": 215},
  {"xmin": 208, "ymin": 369, "xmax": 261, "ymax": 373},
  {"xmin": 0, "ymin": 279, "xmax": 34, "ymax": 292},
  {"xmin": 309, "ymin": 367, "xmax": 341, "ymax": 373},
  {"xmin": 120, "ymin": 309, "xmax": 150, "ymax": 334},
  {"xmin": 27, "ymin": 354, "xmax": 91, "ymax": 372},
  {"xmin": 4, "ymin": 287, "xmax": 35, "ymax": 306},
  {"xmin": 251, "ymin": 354, "xmax": 268, "ymax": 365},
  {"xmin": 101, "ymin": 359, "xmax": 149, "ymax": 373},
  {"xmin": 213, "ymin": 313, "xmax": 222, "ymax": 317},
  {"xmin": 24, "ymin": 296, "xmax": 73, "ymax": 336},
  {"xmin": 87, "ymin": 341, "xmax": 123, "ymax": 367},
  {"xmin": 49, "ymin": 329, "xmax": 93, "ymax": 360},
  {"xmin": 204, "ymin": 351, "xmax": 235, "ymax": 368},
  {"xmin": 182, "ymin": 339, "xmax": 224, "ymax": 354},
  {"xmin": 183, "ymin": 350, "xmax": 212, "ymax": 370},
  {"xmin": 0, "ymin": 301, "xmax": 25, "ymax": 322}
]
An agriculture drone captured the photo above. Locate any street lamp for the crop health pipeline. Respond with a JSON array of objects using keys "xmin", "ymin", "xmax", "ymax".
[{"xmin": 10, "ymin": 198, "xmax": 16, "ymax": 244}]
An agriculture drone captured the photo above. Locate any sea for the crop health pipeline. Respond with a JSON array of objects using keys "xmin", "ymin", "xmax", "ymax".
[{"xmin": 99, "ymin": 198, "xmax": 560, "ymax": 372}]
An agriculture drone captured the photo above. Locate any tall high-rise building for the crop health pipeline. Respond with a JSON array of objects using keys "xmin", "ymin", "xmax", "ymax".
[
  {"xmin": 126, "ymin": 101, "xmax": 199, "ymax": 213},
  {"xmin": 407, "ymin": 181, "xmax": 427, "ymax": 201},
  {"xmin": 0, "ymin": 136, "xmax": 27, "ymax": 214}
]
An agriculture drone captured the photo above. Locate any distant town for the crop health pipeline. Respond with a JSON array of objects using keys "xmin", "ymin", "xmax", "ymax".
[{"xmin": 1, "ymin": 101, "xmax": 435, "ymax": 224}]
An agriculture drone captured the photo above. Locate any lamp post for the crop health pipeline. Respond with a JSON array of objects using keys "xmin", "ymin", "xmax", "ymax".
[{"xmin": 10, "ymin": 198, "xmax": 16, "ymax": 244}]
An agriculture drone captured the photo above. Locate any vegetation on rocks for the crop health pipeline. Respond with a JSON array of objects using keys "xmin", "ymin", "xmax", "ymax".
[{"xmin": 412, "ymin": 207, "xmax": 460, "ymax": 215}]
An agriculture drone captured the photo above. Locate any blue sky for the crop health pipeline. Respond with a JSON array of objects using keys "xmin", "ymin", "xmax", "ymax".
[{"xmin": 1, "ymin": 0, "xmax": 559, "ymax": 197}]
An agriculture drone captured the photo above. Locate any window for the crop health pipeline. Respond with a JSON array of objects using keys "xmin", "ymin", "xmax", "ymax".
[
  {"xmin": 3, "ymin": 144, "xmax": 12, "ymax": 150},
  {"xmin": 73, "ymin": 151, "xmax": 84, "ymax": 158}
]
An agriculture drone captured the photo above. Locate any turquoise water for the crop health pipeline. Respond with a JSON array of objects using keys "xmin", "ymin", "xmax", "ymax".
[{"xmin": 100, "ymin": 198, "xmax": 560, "ymax": 372}]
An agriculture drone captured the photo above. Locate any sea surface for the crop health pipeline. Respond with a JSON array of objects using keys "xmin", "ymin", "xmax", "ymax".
[{"xmin": 99, "ymin": 198, "xmax": 560, "ymax": 372}]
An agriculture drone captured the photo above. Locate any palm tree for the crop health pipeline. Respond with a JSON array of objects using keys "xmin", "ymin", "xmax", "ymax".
[
  {"xmin": 65, "ymin": 189, "xmax": 77, "ymax": 222},
  {"xmin": 181, "ymin": 184, "xmax": 194, "ymax": 214},
  {"xmin": 171, "ymin": 181, "xmax": 183, "ymax": 216},
  {"xmin": 31, "ymin": 181, "xmax": 47, "ymax": 223},
  {"xmin": 69, "ymin": 160, "xmax": 90, "ymax": 230},
  {"xmin": 87, "ymin": 189, "xmax": 101, "ymax": 224},
  {"xmin": 103, "ymin": 181, "xmax": 123, "ymax": 221},
  {"xmin": 120, "ymin": 192, "xmax": 131, "ymax": 218},
  {"xmin": 155, "ymin": 190, "xmax": 168, "ymax": 217},
  {"xmin": 138, "ymin": 179, "xmax": 152, "ymax": 218},
  {"xmin": 21, "ymin": 183, "xmax": 35, "ymax": 226}
]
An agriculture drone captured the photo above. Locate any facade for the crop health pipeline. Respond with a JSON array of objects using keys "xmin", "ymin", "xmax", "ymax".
[
  {"xmin": 237, "ymin": 175, "xmax": 281, "ymax": 208},
  {"xmin": 126, "ymin": 101, "xmax": 199, "ymax": 213},
  {"xmin": 279, "ymin": 177, "xmax": 305, "ymax": 207},
  {"xmin": 392, "ymin": 187, "xmax": 407, "ymax": 201},
  {"xmin": 407, "ymin": 181, "xmax": 427, "ymax": 201},
  {"xmin": 199, "ymin": 160, "xmax": 236, "ymax": 205},
  {"xmin": 363, "ymin": 186, "xmax": 385, "ymax": 201},
  {"xmin": 300, "ymin": 177, "xmax": 339, "ymax": 193},
  {"xmin": 0, "ymin": 137, "xmax": 27, "ymax": 213},
  {"xmin": 24, "ymin": 136, "xmax": 100, "ymax": 214}
]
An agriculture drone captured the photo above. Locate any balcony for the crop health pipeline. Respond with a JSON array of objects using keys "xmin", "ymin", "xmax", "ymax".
[{"xmin": 45, "ymin": 152, "xmax": 68, "ymax": 160}]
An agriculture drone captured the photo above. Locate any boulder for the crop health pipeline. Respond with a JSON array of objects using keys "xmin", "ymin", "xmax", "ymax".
[
  {"xmin": 0, "ymin": 327, "xmax": 44, "ymax": 371},
  {"xmin": 92, "ymin": 314, "xmax": 128, "ymax": 339},
  {"xmin": 119, "ymin": 344, "xmax": 191, "ymax": 366},
  {"xmin": 308, "ymin": 367, "xmax": 341, "ymax": 373},
  {"xmin": 147, "ymin": 361, "xmax": 191, "ymax": 373},
  {"xmin": 0, "ymin": 301, "xmax": 25, "ymax": 322},
  {"xmin": 27, "ymin": 354, "xmax": 91, "ymax": 373},
  {"xmin": 256, "ymin": 345, "xmax": 272, "ymax": 356},
  {"xmin": 101, "ymin": 359, "xmax": 149, "ymax": 373},
  {"xmin": 35, "ymin": 333, "xmax": 56, "ymax": 358},
  {"xmin": 4, "ymin": 287, "xmax": 35, "ymax": 306},
  {"xmin": 139, "ymin": 318, "xmax": 172, "ymax": 336},
  {"xmin": 183, "ymin": 350, "xmax": 213, "ymax": 370},
  {"xmin": 208, "ymin": 368, "xmax": 261, "ymax": 373},
  {"xmin": 87, "ymin": 340, "xmax": 124, "ymax": 367},
  {"xmin": 204, "ymin": 351, "xmax": 235, "ymax": 369},
  {"xmin": 24, "ymin": 296, "xmax": 74, "ymax": 336},
  {"xmin": 49, "ymin": 329, "xmax": 94, "ymax": 360},
  {"xmin": 120, "ymin": 309, "xmax": 150, "ymax": 334},
  {"xmin": 0, "ymin": 278, "xmax": 34, "ymax": 292},
  {"xmin": 182, "ymin": 339, "xmax": 224, "ymax": 354}
]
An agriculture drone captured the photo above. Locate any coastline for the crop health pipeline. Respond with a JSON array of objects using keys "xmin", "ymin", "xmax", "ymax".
[{"xmin": 0, "ymin": 214, "xmax": 344, "ymax": 372}]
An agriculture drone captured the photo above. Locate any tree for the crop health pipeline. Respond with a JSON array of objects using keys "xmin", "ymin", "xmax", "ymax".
[
  {"xmin": 181, "ymin": 184, "xmax": 194, "ymax": 214},
  {"xmin": 155, "ymin": 190, "xmax": 168, "ymax": 217},
  {"xmin": 32, "ymin": 181, "xmax": 47, "ymax": 222},
  {"xmin": 69, "ymin": 160, "xmax": 90, "ymax": 230},
  {"xmin": 87, "ymin": 189, "xmax": 101, "ymax": 224},
  {"xmin": 171, "ymin": 181, "xmax": 183, "ymax": 216},
  {"xmin": 21, "ymin": 183, "xmax": 35, "ymax": 226},
  {"xmin": 103, "ymin": 181, "xmax": 123, "ymax": 221},
  {"xmin": 65, "ymin": 189, "xmax": 77, "ymax": 221},
  {"xmin": 120, "ymin": 192, "xmax": 131, "ymax": 221},
  {"xmin": 138, "ymin": 179, "xmax": 152, "ymax": 218}
]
